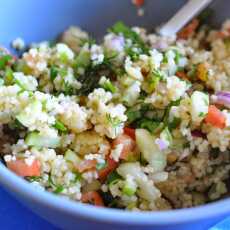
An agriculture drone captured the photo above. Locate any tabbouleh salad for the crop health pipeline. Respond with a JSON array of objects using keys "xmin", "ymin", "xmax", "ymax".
[{"xmin": 1, "ymin": 17, "xmax": 230, "ymax": 211}]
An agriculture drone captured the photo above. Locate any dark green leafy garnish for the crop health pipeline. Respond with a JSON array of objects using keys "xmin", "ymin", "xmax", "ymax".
[
  {"xmin": 106, "ymin": 171, "xmax": 122, "ymax": 185},
  {"xmin": 168, "ymin": 117, "xmax": 181, "ymax": 131},
  {"xmin": 77, "ymin": 55, "xmax": 117, "ymax": 95},
  {"xmin": 26, "ymin": 176, "xmax": 42, "ymax": 182},
  {"xmin": 126, "ymin": 108, "xmax": 142, "ymax": 124},
  {"xmin": 125, "ymin": 46, "xmax": 140, "ymax": 61},
  {"xmin": 53, "ymin": 185, "xmax": 64, "ymax": 194},
  {"xmin": 109, "ymin": 21, "xmax": 149, "ymax": 54},
  {"xmin": 50, "ymin": 66, "xmax": 59, "ymax": 81},
  {"xmin": 187, "ymin": 64, "xmax": 197, "ymax": 79},
  {"xmin": 48, "ymin": 175, "xmax": 65, "ymax": 194},
  {"xmin": 174, "ymin": 49, "xmax": 182, "ymax": 64},
  {"xmin": 100, "ymin": 192, "xmax": 118, "ymax": 208},
  {"xmin": 100, "ymin": 78, "xmax": 117, "ymax": 93},
  {"xmin": 0, "ymin": 53, "xmax": 12, "ymax": 70},
  {"xmin": 73, "ymin": 172, "xmax": 82, "ymax": 182},
  {"xmin": 137, "ymin": 118, "xmax": 160, "ymax": 133},
  {"xmin": 9, "ymin": 119, "xmax": 25, "ymax": 130}
]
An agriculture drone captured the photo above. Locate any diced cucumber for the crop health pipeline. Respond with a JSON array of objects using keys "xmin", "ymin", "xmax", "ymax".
[
  {"xmin": 13, "ymin": 72, "xmax": 38, "ymax": 91},
  {"xmin": 135, "ymin": 129, "xmax": 166, "ymax": 172},
  {"xmin": 122, "ymin": 184, "xmax": 136, "ymax": 196},
  {"xmin": 16, "ymin": 100, "xmax": 42, "ymax": 127},
  {"xmin": 64, "ymin": 149, "xmax": 81, "ymax": 164},
  {"xmin": 191, "ymin": 91, "xmax": 209, "ymax": 122},
  {"xmin": 117, "ymin": 162, "xmax": 160, "ymax": 201},
  {"xmin": 122, "ymin": 81, "xmax": 140, "ymax": 106},
  {"xmin": 25, "ymin": 132, "xmax": 61, "ymax": 148},
  {"xmin": 75, "ymin": 49, "xmax": 91, "ymax": 69},
  {"xmin": 122, "ymin": 176, "xmax": 137, "ymax": 197}
]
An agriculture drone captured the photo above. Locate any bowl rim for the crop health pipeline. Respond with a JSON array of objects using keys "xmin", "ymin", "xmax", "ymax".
[{"xmin": 0, "ymin": 162, "xmax": 229, "ymax": 226}]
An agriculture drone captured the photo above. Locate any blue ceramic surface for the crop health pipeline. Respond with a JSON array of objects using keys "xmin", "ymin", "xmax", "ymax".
[
  {"xmin": 0, "ymin": 0, "xmax": 230, "ymax": 229},
  {"xmin": 0, "ymin": 186, "xmax": 57, "ymax": 230}
]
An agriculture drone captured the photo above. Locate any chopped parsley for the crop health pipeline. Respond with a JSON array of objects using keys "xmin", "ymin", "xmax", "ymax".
[
  {"xmin": 0, "ymin": 53, "xmax": 12, "ymax": 70},
  {"xmin": 99, "ymin": 78, "xmax": 117, "ymax": 93},
  {"xmin": 106, "ymin": 114, "xmax": 122, "ymax": 128},
  {"xmin": 26, "ymin": 176, "xmax": 42, "ymax": 182},
  {"xmin": 50, "ymin": 66, "xmax": 59, "ymax": 81},
  {"xmin": 198, "ymin": 112, "xmax": 206, "ymax": 117},
  {"xmin": 48, "ymin": 175, "xmax": 65, "ymax": 194},
  {"xmin": 168, "ymin": 117, "xmax": 181, "ymax": 131},
  {"xmin": 53, "ymin": 120, "xmax": 67, "ymax": 133},
  {"xmin": 106, "ymin": 171, "xmax": 122, "ymax": 185},
  {"xmin": 109, "ymin": 21, "xmax": 149, "ymax": 54},
  {"xmin": 126, "ymin": 108, "xmax": 142, "ymax": 124},
  {"xmin": 137, "ymin": 118, "xmax": 160, "ymax": 134}
]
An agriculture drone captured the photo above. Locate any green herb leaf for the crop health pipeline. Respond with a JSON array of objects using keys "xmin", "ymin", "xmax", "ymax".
[
  {"xmin": 53, "ymin": 120, "xmax": 67, "ymax": 132},
  {"xmin": 100, "ymin": 79, "xmax": 117, "ymax": 93},
  {"xmin": 106, "ymin": 171, "xmax": 122, "ymax": 185},
  {"xmin": 126, "ymin": 108, "xmax": 142, "ymax": 124},
  {"xmin": 53, "ymin": 185, "xmax": 64, "ymax": 194},
  {"xmin": 4, "ymin": 67, "xmax": 14, "ymax": 85},
  {"xmin": 48, "ymin": 175, "xmax": 64, "ymax": 194},
  {"xmin": 109, "ymin": 21, "xmax": 149, "ymax": 54},
  {"xmin": 26, "ymin": 176, "xmax": 42, "ymax": 182},
  {"xmin": 174, "ymin": 49, "xmax": 182, "ymax": 64},
  {"xmin": 168, "ymin": 117, "xmax": 181, "ymax": 131},
  {"xmin": 137, "ymin": 118, "xmax": 160, "ymax": 133},
  {"xmin": 0, "ymin": 54, "xmax": 12, "ymax": 70},
  {"xmin": 50, "ymin": 66, "xmax": 59, "ymax": 81},
  {"xmin": 106, "ymin": 114, "xmax": 122, "ymax": 128},
  {"xmin": 198, "ymin": 112, "xmax": 206, "ymax": 117}
]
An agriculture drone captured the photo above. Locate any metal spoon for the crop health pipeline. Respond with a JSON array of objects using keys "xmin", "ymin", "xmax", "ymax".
[{"xmin": 158, "ymin": 0, "xmax": 213, "ymax": 37}]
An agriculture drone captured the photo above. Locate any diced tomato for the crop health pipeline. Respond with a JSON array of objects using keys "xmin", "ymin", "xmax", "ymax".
[
  {"xmin": 216, "ymin": 31, "xmax": 229, "ymax": 39},
  {"xmin": 75, "ymin": 159, "xmax": 97, "ymax": 173},
  {"xmin": 81, "ymin": 191, "xmax": 104, "ymax": 206},
  {"xmin": 7, "ymin": 159, "xmax": 41, "ymax": 177},
  {"xmin": 177, "ymin": 19, "xmax": 199, "ymax": 40},
  {"xmin": 98, "ymin": 157, "xmax": 118, "ymax": 181},
  {"xmin": 133, "ymin": 0, "xmax": 144, "ymax": 7},
  {"xmin": 112, "ymin": 134, "xmax": 136, "ymax": 160},
  {"xmin": 205, "ymin": 105, "xmax": 226, "ymax": 129},
  {"xmin": 176, "ymin": 71, "xmax": 188, "ymax": 80},
  {"xmin": 124, "ymin": 127, "xmax": 136, "ymax": 140}
]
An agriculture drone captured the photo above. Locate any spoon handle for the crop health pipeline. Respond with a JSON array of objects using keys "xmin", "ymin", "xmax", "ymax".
[{"xmin": 158, "ymin": 0, "xmax": 213, "ymax": 37}]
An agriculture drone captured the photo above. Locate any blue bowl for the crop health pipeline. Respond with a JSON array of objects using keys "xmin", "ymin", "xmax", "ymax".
[{"xmin": 0, "ymin": 0, "xmax": 230, "ymax": 229}]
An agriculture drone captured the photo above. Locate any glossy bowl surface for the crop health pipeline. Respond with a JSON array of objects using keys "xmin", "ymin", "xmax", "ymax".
[{"xmin": 0, "ymin": 1, "xmax": 230, "ymax": 229}]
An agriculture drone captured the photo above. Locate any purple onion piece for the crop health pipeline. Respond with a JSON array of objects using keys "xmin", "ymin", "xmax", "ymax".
[
  {"xmin": 215, "ymin": 91, "xmax": 230, "ymax": 108},
  {"xmin": 152, "ymin": 41, "xmax": 168, "ymax": 50},
  {"xmin": 155, "ymin": 138, "xmax": 168, "ymax": 150},
  {"xmin": 191, "ymin": 130, "xmax": 206, "ymax": 138},
  {"xmin": 107, "ymin": 36, "xmax": 125, "ymax": 52}
]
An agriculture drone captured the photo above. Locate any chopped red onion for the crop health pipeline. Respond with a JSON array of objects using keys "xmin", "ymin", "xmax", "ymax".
[
  {"xmin": 215, "ymin": 91, "xmax": 230, "ymax": 108},
  {"xmin": 191, "ymin": 130, "xmax": 206, "ymax": 138},
  {"xmin": 155, "ymin": 138, "xmax": 168, "ymax": 150},
  {"xmin": 107, "ymin": 36, "xmax": 125, "ymax": 52}
]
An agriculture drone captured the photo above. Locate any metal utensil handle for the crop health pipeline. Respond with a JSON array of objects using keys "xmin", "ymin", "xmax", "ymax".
[{"xmin": 158, "ymin": 0, "xmax": 213, "ymax": 37}]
